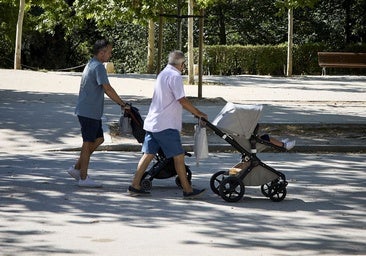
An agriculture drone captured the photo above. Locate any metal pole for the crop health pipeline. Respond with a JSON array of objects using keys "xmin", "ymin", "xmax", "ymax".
[{"xmin": 198, "ymin": 9, "xmax": 204, "ymax": 99}]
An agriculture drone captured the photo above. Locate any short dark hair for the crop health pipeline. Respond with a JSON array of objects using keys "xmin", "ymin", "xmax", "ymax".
[{"xmin": 93, "ymin": 39, "xmax": 111, "ymax": 55}]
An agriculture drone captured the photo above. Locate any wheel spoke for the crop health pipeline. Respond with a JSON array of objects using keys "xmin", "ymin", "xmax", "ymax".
[
  {"xmin": 219, "ymin": 177, "xmax": 245, "ymax": 202},
  {"xmin": 210, "ymin": 171, "xmax": 227, "ymax": 195}
]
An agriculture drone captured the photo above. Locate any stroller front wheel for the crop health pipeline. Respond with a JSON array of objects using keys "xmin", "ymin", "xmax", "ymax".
[
  {"xmin": 261, "ymin": 182, "xmax": 272, "ymax": 197},
  {"xmin": 269, "ymin": 187, "xmax": 287, "ymax": 202},
  {"xmin": 219, "ymin": 176, "xmax": 245, "ymax": 202},
  {"xmin": 261, "ymin": 178, "xmax": 288, "ymax": 202}
]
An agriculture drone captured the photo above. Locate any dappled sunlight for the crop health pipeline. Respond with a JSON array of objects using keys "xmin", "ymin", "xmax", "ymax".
[
  {"xmin": 1, "ymin": 152, "xmax": 365, "ymax": 255},
  {"xmin": 203, "ymin": 75, "xmax": 366, "ymax": 94},
  {"xmin": 1, "ymin": 71, "xmax": 366, "ymax": 254},
  {"xmin": 0, "ymin": 90, "xmax": 80, "ymax": 151}
]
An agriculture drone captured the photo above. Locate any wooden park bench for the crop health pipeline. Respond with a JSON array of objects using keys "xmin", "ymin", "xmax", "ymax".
[{"xmin": 317, "ymin": 52, "xmax": 366, "ymax": 75}]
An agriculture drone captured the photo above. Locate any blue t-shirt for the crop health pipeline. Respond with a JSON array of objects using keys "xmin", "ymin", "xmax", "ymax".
[{"xmin": 75, "ymin": 58, "xmax": 109, "ymax": 120}]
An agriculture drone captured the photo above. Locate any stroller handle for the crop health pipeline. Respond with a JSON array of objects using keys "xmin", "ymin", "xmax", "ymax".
[{"xmin": 196, "ymin": 116, "xmax": 209, "ymax": 124}]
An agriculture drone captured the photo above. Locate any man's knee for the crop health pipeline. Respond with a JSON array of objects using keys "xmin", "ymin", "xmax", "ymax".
[
  {"xmin": 97, "ymin": 137, "xmax": 104, "ymax": 145},
  {"xmin": 173, "ymin": 154, "xmax": 185, "ymax": 165}
]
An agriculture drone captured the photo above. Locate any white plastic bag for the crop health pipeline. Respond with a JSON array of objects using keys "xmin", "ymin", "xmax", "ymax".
[
  {"xmin": 193, "ymin": 121, "xmax": 209, "ymax": 166},
  {"xmin": 119, "ymin": 115, "xmax": 132, "ymax": 135}
]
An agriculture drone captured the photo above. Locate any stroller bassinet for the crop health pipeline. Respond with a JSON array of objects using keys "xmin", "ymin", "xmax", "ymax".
[
  {"xmin": 122, "ymin": 105, "xmax": 192, "ymax": 191},
  {"xmin": 203, "ymin": 102, "xmax": 288, "ymax": 202}
]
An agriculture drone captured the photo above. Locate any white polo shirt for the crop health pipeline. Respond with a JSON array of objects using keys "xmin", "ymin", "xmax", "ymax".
[{"xmin": 143, "ymin": 64, "xmax": 185, "ymax": 132}]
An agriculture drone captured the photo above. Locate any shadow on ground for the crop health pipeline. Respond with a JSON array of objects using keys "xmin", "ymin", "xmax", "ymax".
[{"xmin": 0, "ymin": 152, "xmax": 365, "ymax": 255}]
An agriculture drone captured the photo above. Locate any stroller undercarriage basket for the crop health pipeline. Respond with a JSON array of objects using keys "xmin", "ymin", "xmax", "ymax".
[
  {"xmin": 140, "ymin": 149, "xmax": 192, "ymax": 191},
  {"xmin": 203, "ymin": 102, "xmax": 289, "ymax": 202}
]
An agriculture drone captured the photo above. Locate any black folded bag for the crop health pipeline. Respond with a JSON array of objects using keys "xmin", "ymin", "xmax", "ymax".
[{"xmin": 124, "ymin": 104, "xmax": 146, "ymax": 143}]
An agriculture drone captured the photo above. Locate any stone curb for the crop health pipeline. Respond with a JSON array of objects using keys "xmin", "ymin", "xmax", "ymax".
[{"xmin": 55, "ymin": 144, "xmax": 366, "ymax": 153}]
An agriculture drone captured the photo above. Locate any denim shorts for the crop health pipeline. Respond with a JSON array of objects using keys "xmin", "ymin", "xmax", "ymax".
[
  {"xmin": 78, "ymin": 115, "xmax": 104, "ymax": 142},
  {"xmin": 142, "ymin": 129, "xmax": 184, "ymax": 158}
]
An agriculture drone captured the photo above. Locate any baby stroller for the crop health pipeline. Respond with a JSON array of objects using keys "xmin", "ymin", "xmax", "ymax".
[
  {"xmin": 202, "ymin": 102, "xmax": 289, "ymax": 202},
  {"xmin": 122, "ymin": 105, "xmax": 192, "ymax": 191}
]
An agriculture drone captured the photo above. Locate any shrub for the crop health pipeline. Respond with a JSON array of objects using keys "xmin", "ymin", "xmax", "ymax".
[{"xmin": 197, "ymin": 43, "xmax": 366, "ymax": 75}]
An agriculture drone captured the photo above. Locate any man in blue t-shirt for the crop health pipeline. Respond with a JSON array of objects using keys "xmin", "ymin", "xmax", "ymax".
[{"xmin": 67, "ymin": 39, "xmax": 129, "ymax": 188}]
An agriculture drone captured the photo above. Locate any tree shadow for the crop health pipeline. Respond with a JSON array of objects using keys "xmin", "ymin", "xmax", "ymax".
[
  {"xmin": 0, "ymin": 152, "xmax": 365, "ymax": 255},
  {"xmin": 0, "ymin": 89, "xmax": 150, "ymax": 151},
  {"xmin": 1, "ymin": 84, "xmax": 365, "ymax": 254}
]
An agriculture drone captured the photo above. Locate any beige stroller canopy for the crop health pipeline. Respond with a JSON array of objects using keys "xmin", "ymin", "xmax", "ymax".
[{"xmin": 212, "ymin": 102, "xmax": 263, "ymax": 139}]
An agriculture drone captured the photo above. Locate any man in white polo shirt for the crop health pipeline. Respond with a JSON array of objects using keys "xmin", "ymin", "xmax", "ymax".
[{"xmin": 128, "ymin": 50, "xmax": 207, "ymax": 199}]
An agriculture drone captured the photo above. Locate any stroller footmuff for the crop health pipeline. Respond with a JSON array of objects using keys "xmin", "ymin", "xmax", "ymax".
[
  {"xmin": 204, "ymin": 102, "xmax": 289, "ymax": 202},
  {"xmin": 123, "ymin": 105, "xmax": 192, "ymax": 191}
]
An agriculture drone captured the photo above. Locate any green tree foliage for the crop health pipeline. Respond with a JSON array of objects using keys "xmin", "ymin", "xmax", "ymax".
[
  {"xmin": 204, "ymin": 0, "xmax": 287, "ymax": 45},
  {"xmin": 0, "ymin": 1, "xmax": 18, "ymax": 67},
  {"xmin": 0, "ymin": 0, "xmax": 365, "ymax": 73},
  {"xmin": 102, "ymin": 22, "xmax": 148, "ymax": 73},
  {"xmin": 203, "ymin": 0, "xmax": 365, "ymax": 49},
  {"xmin": 275, "ymin": 0, "xmax": 318, "ymax": 10},
  {"xmin": 294, "ymin": 0, "xmax": 366, "ymax": 47}
]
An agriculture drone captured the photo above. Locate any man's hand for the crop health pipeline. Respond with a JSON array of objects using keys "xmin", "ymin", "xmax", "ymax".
[{"xmin": 121, "ymin": 103, "xmax": 131, "ymax": 112}]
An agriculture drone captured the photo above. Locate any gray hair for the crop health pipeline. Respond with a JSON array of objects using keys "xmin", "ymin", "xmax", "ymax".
[{"xmin": 168, "ymin": 50, "xmax": 185, "ymax": 65}]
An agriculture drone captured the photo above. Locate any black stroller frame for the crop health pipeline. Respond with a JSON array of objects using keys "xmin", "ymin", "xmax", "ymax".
[
  {"xmin": 123, "ymin": 105, "xmax": 192, "ymax": 191},
  {"xmin": 202, "ymin": 116, "xmax": 289, "ymax": 202},
  {"xmin": 140, "ymin": 149, "xmax": 192, "ymax": 191}
]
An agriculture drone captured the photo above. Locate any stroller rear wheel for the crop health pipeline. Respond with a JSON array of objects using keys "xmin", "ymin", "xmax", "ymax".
[
  {"xmin": 210, "ymin": 171, "xmax": 227, "ymax": 195},
  {"xmin": 219, "ymin": 176, "xmax": 245, "ymax": 202}
]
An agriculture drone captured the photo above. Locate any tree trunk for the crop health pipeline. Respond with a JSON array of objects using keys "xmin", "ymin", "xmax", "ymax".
[
  {"xmin": 177, "ymin": 0, "xmax": 182, "ymax": 50},
  {"xmin": 286, "ymin": 7, "xmax": 293, "ymax": 77},
  {"xmin": 343, "ymin": 0, "xmax": 352, "ymax": 44},
  {"xmin": 14, "ymin": 0, "xmax": 25, "ymax": 70},
  {"xmin": 147, "ymin": 19, "xmax": 155, "ymax": 74},
  {"xmin": 198, "ymin": 9, "xmax": 204, "ymax": 99},
  {"xmin": 157, "ymin": 14, "xmax": 164, "ymax": 75},
  {"xmin": 218, "ymin": 8, "xmax": 226, "ymax": 45},
  {"xmin": 187, "ymin": 0, "xmax": 194, "ymax": 84}
]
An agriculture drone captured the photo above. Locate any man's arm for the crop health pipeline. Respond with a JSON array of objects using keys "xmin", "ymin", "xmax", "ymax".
[
  {"xmin": 103, "ymin": 84, "xmax": 129, "ymax": 109},
  {"xmin": 103, "ymin": 83, "xmax": 128, "ymax": 109},
  {"xmin": 178, "ymin": 97, "xmax": 207, "ymax": 120}
]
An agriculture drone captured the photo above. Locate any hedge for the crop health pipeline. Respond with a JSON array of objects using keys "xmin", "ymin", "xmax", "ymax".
[{"xmin": 195, "ymin": 43, "xmax": 366, "ymax": 76}]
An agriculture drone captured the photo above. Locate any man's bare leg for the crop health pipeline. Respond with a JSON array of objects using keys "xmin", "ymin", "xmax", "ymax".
[
  {"xmin": 173, "ymin": 154, "xmax": 193, "ymax": 193},
  {"xmin": 76, "ymin": 137, "xmax": 104, "ymax": 179},
  {"xmin": 131, "ymin": 153, "xmax": 155, "ymax": 189}
]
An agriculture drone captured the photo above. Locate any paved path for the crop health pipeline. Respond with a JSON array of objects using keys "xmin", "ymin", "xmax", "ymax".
[
  {"xmin": 1, "ymin": 70, "xmax": 365, "ymax": 152},
  {"xmin": 1, "ymin": 151, "xmax": 365, "ymax": 255},
  {"xmin": 0, "ymin": 69, "xmax": 365, "ymax": 255}
]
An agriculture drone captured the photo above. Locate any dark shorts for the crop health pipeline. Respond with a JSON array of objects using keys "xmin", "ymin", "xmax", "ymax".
[
  {"xmin": 78, "ymin": 115, "xmax": 104, "ymax": 142},
  {"xmin": 142, "ymin": 129, "xmax": 184, "ymax": 158}
]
